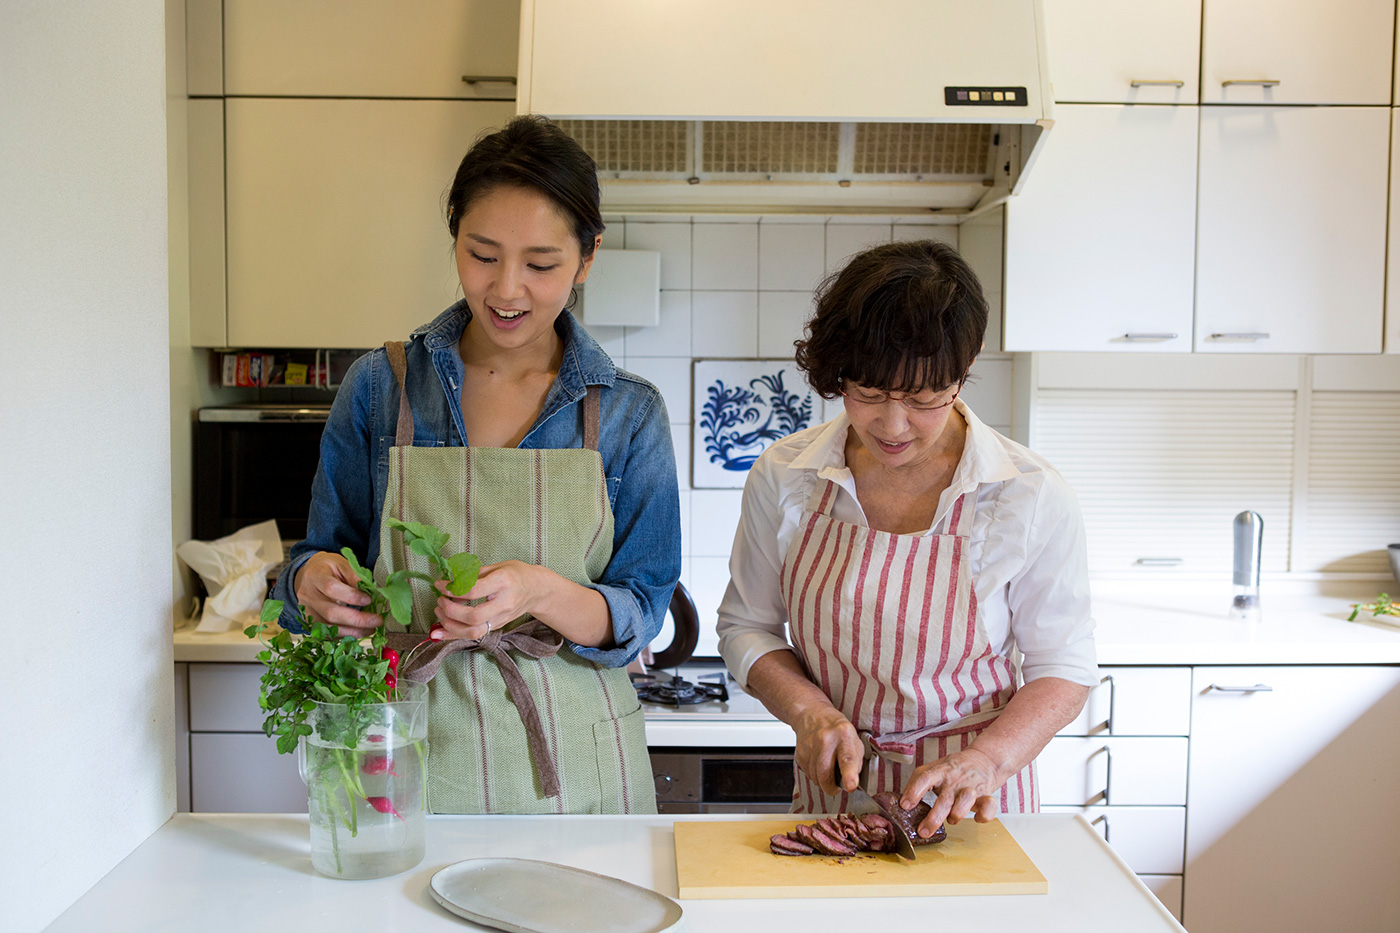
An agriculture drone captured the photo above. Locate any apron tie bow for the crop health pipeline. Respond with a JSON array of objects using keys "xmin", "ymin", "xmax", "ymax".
[{"xmin": 385, "ymin": 621, "xmax": 565, "ymax": 799}]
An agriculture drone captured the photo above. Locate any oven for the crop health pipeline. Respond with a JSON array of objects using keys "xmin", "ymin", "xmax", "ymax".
[{"xmin": 649, "ymin": 750, "xmax": 795, "ymax": 814}]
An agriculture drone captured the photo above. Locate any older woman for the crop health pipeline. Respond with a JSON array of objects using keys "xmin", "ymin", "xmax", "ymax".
[{"xmin": 717, "ymin": 240, "xmax": 1096, "ymax": 839}]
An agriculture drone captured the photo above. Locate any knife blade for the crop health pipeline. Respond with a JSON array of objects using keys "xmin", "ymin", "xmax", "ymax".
[{"xmin": 844, "ymin": 752, "xmax": 918, "ymax": 861}]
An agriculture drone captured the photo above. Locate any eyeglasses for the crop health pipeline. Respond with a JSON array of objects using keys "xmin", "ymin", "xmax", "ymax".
[{"xmin": 841, "ymin": 376, "xmax": 965, "ymax": 412}]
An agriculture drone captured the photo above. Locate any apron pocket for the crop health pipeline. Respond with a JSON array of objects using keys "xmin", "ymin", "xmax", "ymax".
[{"xmin": 591, "ymin": 705, "xmax": 655, "ymax": 815}]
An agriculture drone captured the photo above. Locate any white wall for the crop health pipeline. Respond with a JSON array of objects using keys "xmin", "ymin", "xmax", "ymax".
[
  {"xmin": 0, "ymin": 3, "xmax": 175, "ymax": 930},
  {"xmin": 576, "ymin": 216, "xmax": 1018, "ymax": 657}
]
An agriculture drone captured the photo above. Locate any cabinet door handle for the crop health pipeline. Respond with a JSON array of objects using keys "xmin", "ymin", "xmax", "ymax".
[
  {"xmin": 1206, "ymin": 683, "xmax": 1274, "ymax": 693},
  {"xmin": 1130, "ymin": 79, "xmax": 1185, "ymax": 88},
  {"xmin": 1122, "ymin": 332, "xmax": 1179, "ymax": 341},
  {"xmin": 1093, "ymin": 674, "xmax": 1116, "ymax": 734},
  {"xmin": 1222, "ymin": 79, "xmax": 1281, "ymax": 87},
  {"xmin": 1088, "ymin": 745, "xmax": 1112, "ymax": 805},
  {"xmin": 461, "ymin": 75, "xmax": 518, "ymax": 85},
  {"xmin": 1091, "ymin": 813, "xmax": 1111, "ymax": 844},
  {"xmin": 1135, "ymin": 557, "xmax": 1184, "ymax": 567},
  {"xmin": 1209, "ymin": 332, "xmax": 1270, "ymax": 341}
]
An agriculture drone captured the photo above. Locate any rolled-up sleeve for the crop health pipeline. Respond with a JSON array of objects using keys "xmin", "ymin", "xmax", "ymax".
[
  {"xmin": 717, "ymin": 455, "xmax": 800, "ymax": 688},
  {"xmin": 1007, "ymin": 473, "xmax": 1098, "ymax": 686},
  {"xmin": 572, "ymin": 386, "xmax": 682, "ymax": 668}
]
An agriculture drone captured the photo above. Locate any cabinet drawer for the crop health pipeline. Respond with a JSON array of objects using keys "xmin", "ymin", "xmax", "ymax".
[
  {"xmin": 1038, "ymin": 737, "xmax": 1187, "ymax": 806},
  {"xmin": 189, "ymin": 663, "xmax": 267, "ymax": 732},
  {"xmin": 1043, "ymin": 806, "xmax": 1186, "ymax": 874},
  {"xmin": 1058, "ymin": 667, "xmax": 1192, "ymax": 736},
  {"xmin": 190, "ymin": 733, "xmax": 307, "ymax": 813}
]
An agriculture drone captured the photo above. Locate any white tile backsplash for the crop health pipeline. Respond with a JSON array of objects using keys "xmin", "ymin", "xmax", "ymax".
[
  {"xmin": 577, "ymin": 318, "xmax": 626, "ymax": 357},
  {"xmin": 623, "ymin": 356, "xmax": 691, "ymax": 426},
  {"xmin": 691, "ymin": 290, "xmax": 759, "ymax": 357},
  {"xmin": 626, "ymin": 290, "xmax": 691, "ymax": 357},
  {"xmin": 825, "ymin": 223, "xmax": 892, "ymax": 277},
  {"xmin": 624, "ymin": 222, "xmax": 691, "ymax": 289},
  {"xmin": 693, "ymin": 223, "xmax": 759, "ymax": 290},
  {"xmin": 689, "ymin": 489, "xmax": 745, "ymax": 557},
  {"xmin": 962, "ymin": 357, "xmax": 1013, "ymax": 426},
  {"xmin": 688, "ymin": 556, "xmax": 733, "ymax": 656},
  {"xmin": 757, "ymin": 291, "xmax": 813, "ymax": 360},
  {"xmin": 759, "ymin": 223, "xmax": 826, "ymax": 291},
  {"xmin": 893, "ymin": 224, "xmax": 958, "ymax": 248},
  {"xmin": 670, "ymin": 424, "xmax": 692, "ymax": 492}
]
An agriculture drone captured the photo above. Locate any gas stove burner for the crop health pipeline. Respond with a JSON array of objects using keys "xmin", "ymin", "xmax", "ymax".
[{"xmin": 630, "ymin": 672, "xmax": 729, "ymax": 707}]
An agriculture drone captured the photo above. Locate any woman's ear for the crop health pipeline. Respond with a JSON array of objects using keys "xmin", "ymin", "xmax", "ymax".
[{"xmin": 575, "ymin": 235, "xmax": 605, "ymax": 284}]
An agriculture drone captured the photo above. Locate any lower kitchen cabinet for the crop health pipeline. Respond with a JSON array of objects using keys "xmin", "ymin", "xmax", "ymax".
[{"xmin": 1184, "ymin": 665, "xmax": 1400, "ymax": 932}]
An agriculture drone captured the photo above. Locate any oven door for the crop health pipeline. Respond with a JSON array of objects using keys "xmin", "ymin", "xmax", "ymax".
[{"xmin": 650, "ymin": 750, "xmax": 794, "ymax": 814}]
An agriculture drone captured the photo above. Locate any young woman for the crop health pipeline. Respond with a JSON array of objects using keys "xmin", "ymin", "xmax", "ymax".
[
  {"xmin": 271, "ymin": 115, "xmax": 681, "ymax": 814},
  {"xmin": 717, "ymin": 240, "xmax": 1097, "ymax": 837}
]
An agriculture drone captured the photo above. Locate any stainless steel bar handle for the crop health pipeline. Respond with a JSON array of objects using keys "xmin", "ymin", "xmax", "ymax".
[
  {"xmin": 1223, "ymin": 79, "xmax": 1281, "ymax": 87},
  {"xmin": 1206, "ymin": 683, "xmax": 1274, "ymax": 693},
  {"xmin": 1091, "ymin": 813, "xmax": 1111, "ymax": 844},
  {"xmin": 1088, "ymin": 745, "xmax": 1112, "ymax": 805},
  {"xmin": 1130, "ymin": 80, "xmax": 1185, "ymax": 88},
  {"xmin": 1123, "ymin": 332, "xmax": 1179, "ymax": 341},
  {"xmin": 461, "ymin": 75, "xmax": 518, "ymax": 85},
  {"xmin": 1093, "ymin": 674, "xmax": 1116, "ymax": 734},
  {"xmin": 1209, "ymin": 332, "xmax": 1271, "ymax": 340},
  {"xmin": 1135, "ymin": 557, "xmax": 1184, "ymax": 567}
]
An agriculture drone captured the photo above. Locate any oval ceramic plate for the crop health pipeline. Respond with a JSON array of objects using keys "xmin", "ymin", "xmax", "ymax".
[{"xmin": 429, "ymin": 858, "xmax": 684, "ymax": 933}]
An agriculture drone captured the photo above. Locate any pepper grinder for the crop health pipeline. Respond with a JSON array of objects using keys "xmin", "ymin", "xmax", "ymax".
[{"xmin": 1230, "ymin": 510, "xmax": 1263, "ymax": 622}]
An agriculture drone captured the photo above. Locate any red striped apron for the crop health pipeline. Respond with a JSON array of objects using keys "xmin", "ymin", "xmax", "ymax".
[{"xmin": 780, "ymin": 478, "xmax": 1037, "ymax": 815}]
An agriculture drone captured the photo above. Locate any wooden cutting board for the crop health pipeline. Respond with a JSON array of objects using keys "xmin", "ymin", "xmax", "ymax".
[{"xmin": 673, "ymin": 817, "xmax": 1047, "ymax": 900}]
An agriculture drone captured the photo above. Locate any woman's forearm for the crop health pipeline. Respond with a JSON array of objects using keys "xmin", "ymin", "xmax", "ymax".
[
  {"xmin": 967, "ymin": 677, "xmax": 1090, "ymax": 785},
  {"xmin": 743, "ymin": 650, "xmax": 841, "ymax": 727},
  {"xmin": 532, "ymin": 571, "xmax": 614, "ymax": 648}
]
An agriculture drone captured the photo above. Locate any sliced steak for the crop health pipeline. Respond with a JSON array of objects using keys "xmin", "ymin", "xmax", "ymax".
[
  {"xmin": 770, "ymin": 833, "xmax": 816, "ymax": 856},
  {"xmin": 872, "ymin": 791, "xmax": 947, "ymax": 846}
]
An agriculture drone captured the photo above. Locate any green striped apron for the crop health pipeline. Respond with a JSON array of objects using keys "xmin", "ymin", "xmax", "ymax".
[{"xmin": 375, "ymin": 340, "xmax": 655, "ymax": 814}]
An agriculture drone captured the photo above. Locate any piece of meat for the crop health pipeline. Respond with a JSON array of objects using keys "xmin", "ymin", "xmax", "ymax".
[
  {"xmin": 872, "ymin": 791, "xmax": 947, "ymax": 846},
  {"xmin": 770, "ymin": 833, "xmax": 816, "ymax": 856},
  {"xmin": 807, "ymin": 823, "xmax": 859, "ymax": 857}
]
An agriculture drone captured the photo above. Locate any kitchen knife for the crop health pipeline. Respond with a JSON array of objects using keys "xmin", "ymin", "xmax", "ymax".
[{"xmin": 844, "ymin": 753, "xmax": 918, "ymax": 861}]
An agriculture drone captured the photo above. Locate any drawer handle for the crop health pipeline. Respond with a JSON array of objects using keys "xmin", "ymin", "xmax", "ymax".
[
  {"xmin": 1209, "ymin": 332, "xmax": 1271, "ymax": 341},
  {"xmin": 1122, "ymin": 332, "xmax": 1179, "ymax": 341},
  {"xmin": 1088, "ymin": 745, "xmax": 1112, "ymax": 806},
  {"xmin": 1206, "ymin": 683, "xmax": 1274, "ymax": 693},
  {"xmin": 1130, "ymin": 80, "xmax": 1185, "ymax": 88},
  {"xmin": 461, "ymin": 75, "xmax": 518, "ymax": 85},
  {"xmin": 1093, "ymin": 674, "xmax": 1116, "ymax": 734},
  {"xmin": 1222, "ymin": 79, "xmax": 1281, "ymax": 87},
  {"xmin": 1091, "ymin": 812, "xmax": 1111, "ymax": 844},
  {"xmin": 1135, "ymin": 557, "xmax": 1183, "ymax": 567}
]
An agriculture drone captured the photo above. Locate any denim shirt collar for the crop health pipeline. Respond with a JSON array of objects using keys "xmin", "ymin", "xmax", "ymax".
[{"xmin": 410, "ymin": 301, "xmax": 616, "ymax": 445}]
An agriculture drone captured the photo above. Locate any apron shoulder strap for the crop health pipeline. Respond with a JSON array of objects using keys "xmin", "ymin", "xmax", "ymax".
[
  {"xmin": 945, "ymin": 490, "xmax": 978, "ymax": 537},
  {"xmin": 582, "ymin": 384, "xmax": 601, "ymax": 452},
  {"xmin": 383, "ymin": 340, "xmax": 414, "ymax": 447}
]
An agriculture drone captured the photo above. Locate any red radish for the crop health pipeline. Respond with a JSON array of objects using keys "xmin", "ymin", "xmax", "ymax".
[
  {"xmin": 381, "ymin": 647, "xmax": 399, "ymax": 675},
  {"xmin": 362, "ymin": 753, "xmax": 398, "ymax": 777},
  {"xmin": 429, "ymin": 623, "xmax": 446, "ymax": 641},
  {"xmin": 385, "ymin": 673, "xmax": 397, "ymax": 692},
  {"xmin": 366, "ymin": 796, "xmax": 403, "ymax": 820}
]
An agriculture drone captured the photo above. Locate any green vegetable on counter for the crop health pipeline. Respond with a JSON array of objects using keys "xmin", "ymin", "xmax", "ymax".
[{"xmin": 1348, "ymin": 593, "xmax": 1398, "ymax": 622}]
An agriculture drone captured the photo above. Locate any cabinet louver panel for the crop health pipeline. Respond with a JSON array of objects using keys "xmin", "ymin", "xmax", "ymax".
[
  {"xmin": 1033, "ymin": 391, "xmax": 1295, "ymax": 574},
  {"xmin": 1301, "ymin": 392, "xmax": 1400, "ymax": 573}
]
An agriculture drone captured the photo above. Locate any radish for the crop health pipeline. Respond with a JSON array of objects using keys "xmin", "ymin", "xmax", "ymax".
[
  {"xmin": 362, "ymin": 753, "xmax": 398, "ymax": 777},
  {"xmin": 366, "ymin": 796, "xmax": 403, "ymax": 820}
]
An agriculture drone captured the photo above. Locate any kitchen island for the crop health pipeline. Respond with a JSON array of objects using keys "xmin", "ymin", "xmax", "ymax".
[{"xmin": 47, "ymin": 813, "xmax": 1184, "ymax": 931}]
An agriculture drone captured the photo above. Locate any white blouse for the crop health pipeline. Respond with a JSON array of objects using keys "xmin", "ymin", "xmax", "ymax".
[{"xmin": 716, "ymin": 400, "xmax": 1099, "ymax": 691}]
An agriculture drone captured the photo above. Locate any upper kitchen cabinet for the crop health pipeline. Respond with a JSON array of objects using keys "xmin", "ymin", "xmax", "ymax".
[
  {"xmin": 216, "ymin": 0, "xmax": 519, "ymax": 99},
  {"xmin": 1042, "ymin": 0, "xmax": 1201, "ymax": 104},
  {"xmin": 1195, "ymin": 107, "xmax": 1389, "ymax": 354},
  {"xmin": 1200, "ymin": 0, "xmax": 1394, "ymax": 105},
  {"xmin": 1004, "ymin": 104, "xmax": 1197, "ymax": 352},
  {"xmin": 213, "ymin": 98, "xmax": 515, "ymax": 349}
]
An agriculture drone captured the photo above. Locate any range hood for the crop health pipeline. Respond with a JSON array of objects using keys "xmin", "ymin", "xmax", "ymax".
[{"xmin": 517, "ymin": 0, "xmax": 1054, "ymax": 216}]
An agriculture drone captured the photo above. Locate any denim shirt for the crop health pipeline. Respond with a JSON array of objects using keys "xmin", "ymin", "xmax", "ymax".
[{"xmin": 270, "ymin": 303, "xmax": 682, "ymax": 668}]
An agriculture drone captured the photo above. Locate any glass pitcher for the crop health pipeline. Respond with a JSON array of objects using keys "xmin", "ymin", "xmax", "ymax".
[{"xmin": 297, "ymin": 680, "xmax": 428, "ymax": 879}]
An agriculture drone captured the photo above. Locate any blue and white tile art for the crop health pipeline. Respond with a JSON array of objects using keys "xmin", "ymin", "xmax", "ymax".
[{"xmin": 692, "ymin": 359, "xmax": 820, "ymax": 488}]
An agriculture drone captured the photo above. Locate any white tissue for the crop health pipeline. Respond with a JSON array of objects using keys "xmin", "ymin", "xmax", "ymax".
[{"xmin": 176, "ymin": 519, "xmax": 283, "ymax": 633}]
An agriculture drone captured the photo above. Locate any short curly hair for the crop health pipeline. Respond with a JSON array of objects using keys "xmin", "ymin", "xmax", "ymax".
[{"xmin": 794, "ymin": 239, "xmax": 988, "ymax": 399}]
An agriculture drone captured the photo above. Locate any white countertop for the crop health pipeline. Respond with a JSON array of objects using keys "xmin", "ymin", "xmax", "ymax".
[
  {"xmin": 46, "ymin": 813, "xmax": 1184, "ymax": 932},
  {"xmin": 176, "ymin": 582, "xmax": 1400, "ymax": 667}
]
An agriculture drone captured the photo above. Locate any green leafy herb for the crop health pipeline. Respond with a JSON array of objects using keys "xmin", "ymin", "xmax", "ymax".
[
  {"xmin": 387, "ymin": 517, "xmax": 482, "ymax": 596},
  {"xmin": 1349, "ymin": 592, "xmax": 1398, "ymax": 622}
]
